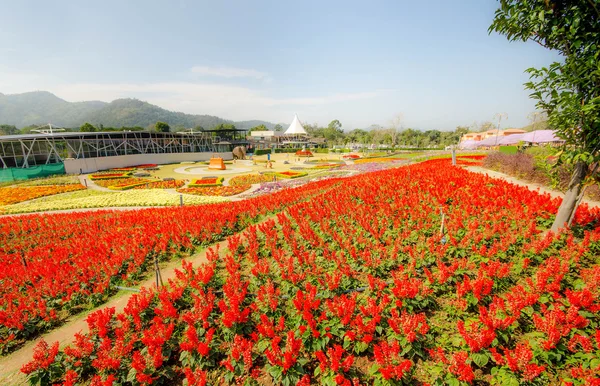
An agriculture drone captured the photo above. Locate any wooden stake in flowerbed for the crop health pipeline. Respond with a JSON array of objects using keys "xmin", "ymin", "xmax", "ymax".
[{"xmin": 153, "ymin": 255, "xmax": 163, "ymax": 288}]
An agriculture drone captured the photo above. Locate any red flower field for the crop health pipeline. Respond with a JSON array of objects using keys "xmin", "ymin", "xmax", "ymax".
[
  {"xmin": 17, "ymin": 158, "xmax": 600, "ymax": 385},
  {"xmin": 0, "ymin": 178, "xmax": 343, "ymax": 354}
]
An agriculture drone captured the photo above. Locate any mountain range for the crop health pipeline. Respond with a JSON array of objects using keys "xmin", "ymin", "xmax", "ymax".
[{"xmin": 0, "ymin": 91, "xmax": 278, "ymax": 130}]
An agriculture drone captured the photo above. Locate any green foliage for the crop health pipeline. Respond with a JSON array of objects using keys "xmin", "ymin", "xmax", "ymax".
[
  {"xmin": 211, "ymin": 123, "xmax": 237, "ymax": 131},
  {"xmin": 155, "ymin": 121, "xmax": 170, "ymax": 133},
  {"xmin": 250, "ymin": 124, "xmax": 268, "ymax": 131},
  {"xmin": 499, "ymin": 146, "xmax": 518, "ymax": 154},
  {"xmin": 0, "ymin": 124, "xmax": 18, "ymax": 135},
  {"xmin": 274, "ymin": 124, "xmax": 283, "ymax": 131},
  {"xmin": 253, "ymin": 149, "xmax": 272, "ymax": 156},
  {"xmin": 490, "ymin": 0, "xmax": 600, "ymax": 166},
  {"xmin": 79, "ymin": 122, "xmax": 97, "ymax": 132}
]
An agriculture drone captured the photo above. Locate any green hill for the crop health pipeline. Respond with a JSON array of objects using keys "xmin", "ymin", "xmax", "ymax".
[
  {"xmin": 0, "ymin": 91, "xmax": 277, "ymax": 130},
  {"xmin": 0, "ymin": 91, "xmax": 106, "ymax": 127}
]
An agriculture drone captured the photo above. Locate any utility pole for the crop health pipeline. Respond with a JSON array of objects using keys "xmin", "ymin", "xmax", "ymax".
[{"xmin": 493, "ymin": 113, "xmax": 508, "ymax": 146}]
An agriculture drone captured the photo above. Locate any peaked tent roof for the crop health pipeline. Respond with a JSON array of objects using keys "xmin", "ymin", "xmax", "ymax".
[{"xmin": 285, "ymin": 114, "xmax": 308, "ymax": 135}]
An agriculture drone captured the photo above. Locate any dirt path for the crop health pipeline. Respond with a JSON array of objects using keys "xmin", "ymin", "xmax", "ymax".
[
  {"xmin": 77, "ymin": 175, "xmax": 112, "ymax": 192},
  {"xmin": 464, "ymin": 165, "xmax": 600, "ymax": 208},
  {"xmin": 0, "ymin": 238, "xmax": 230, "ymax": 385}
]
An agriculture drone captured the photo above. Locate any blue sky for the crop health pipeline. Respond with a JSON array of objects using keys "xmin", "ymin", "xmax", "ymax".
[{"xmin": 0, "ymin": 0, "xmax": 560, "ymax": 130}]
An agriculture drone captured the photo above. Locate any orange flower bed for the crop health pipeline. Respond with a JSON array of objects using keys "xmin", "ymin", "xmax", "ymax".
[
  {"xmin": 0, "ymin": 184, "xmax": 86, "ymax": 205},
  {"xmin": 296, "ymin": 150, "xmax": 313, "ymax": 157},
  {"xmin": 178, "ymin": 185, "xmax": 250, "ymax": 196}
]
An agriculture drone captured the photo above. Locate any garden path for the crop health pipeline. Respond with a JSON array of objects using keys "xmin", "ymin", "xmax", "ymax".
[{"xmin": 77, "ymin": 175, "xmax": 112, "ymax": 192}]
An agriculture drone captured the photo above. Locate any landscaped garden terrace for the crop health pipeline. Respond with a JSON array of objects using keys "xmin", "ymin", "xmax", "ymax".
[{"xmin": 3, "ymin": 157, "xmax": 599, "ymax": 385}]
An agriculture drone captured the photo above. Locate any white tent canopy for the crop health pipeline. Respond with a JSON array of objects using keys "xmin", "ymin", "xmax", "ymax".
[{"xmin": 284, "ymin": 114, "xmax": 308, "ymax": 135}]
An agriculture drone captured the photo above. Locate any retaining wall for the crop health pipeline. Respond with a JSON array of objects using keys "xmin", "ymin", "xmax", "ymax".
[{"xmin": 64, "ymin": 152, "xmax": 232, "ymax": 174}]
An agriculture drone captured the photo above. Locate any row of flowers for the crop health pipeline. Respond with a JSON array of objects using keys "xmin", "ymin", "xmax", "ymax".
[
  {"xmin": 0, "ymin": 179, "xmax": 344, "ymax": 353},
  {"xmin": 20, "ymin": 159, "xmax": 600, "ymax": 385},
  {"xmin": 178, "ymin": 185, "xmax": 251, "ymax": 197},
  {"xmin": 229, "ymin": 174, "xmax": 273, "ymax": 186},
  {"xmin": 89, "ymin": 173, "xmax": 130, "ymax": 181},
  {"xmin": 274, "ymin": 171, "xmax": 308, "ymax": 179},
  {"xmin": 132, "ymin": 180, "xmax": 185, "ymax": 189},
  {"xmin": 0, "ymin": 184, "xmax": 86, "ymax": 206}
]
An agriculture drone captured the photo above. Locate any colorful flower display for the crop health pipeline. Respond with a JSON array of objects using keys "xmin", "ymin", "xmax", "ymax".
[
  {"xmin": 228, "ymin": 174, "xmax": 273, "ymax": 186},
  {"xmin": 108, "ymin": 179, "xmax": 154, "ymax": 190},
  {"xmin": 132, "ymin": 180, "xmax": 185, "ymax": 189},
  {"xmin": 19, "ymin": 159, "xmax": 600, "ymax": 384},
  {"xmin": 0, "ymin": 180, "xmax": 342, "ymax": 353},
  {"xmin": 0, "ymin": 190, "xmax": 224, "ymax": 215},
  {"xmin": 0, "ymin": 184, "xmax": 86, "ymax": 206},
  {"xmin": 189, "ymin": 177, "xmax": 224, "ymax": 187},
  {"xmin": 89, "ymin": 173, "xmax": 130, "ymax": 180},
  {"xmin": 275, "ymin": 171, "xmax": 307, "ymax": 179},
  {"xmin": 178, "ymin": 185, "xmax": 251, "ymax": 197}
]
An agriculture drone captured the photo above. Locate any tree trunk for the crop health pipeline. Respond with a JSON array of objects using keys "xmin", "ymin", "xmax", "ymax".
[{"xmin": 550, "ymin": 161, "xmax": 588, "ymax": 233}]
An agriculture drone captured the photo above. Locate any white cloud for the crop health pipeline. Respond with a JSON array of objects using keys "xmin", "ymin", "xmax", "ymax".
[
  {"xmin": 50, "ymin": 81, "xmax": 380, "ymax": 117},
  {"xmin": 191, "ymin": 65, "xmax": 268, "ymax": 80}
]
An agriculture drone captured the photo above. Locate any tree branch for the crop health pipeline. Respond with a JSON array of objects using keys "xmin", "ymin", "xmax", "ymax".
[{"xmin": 587, "ymin": 0, "xmax": 600, "ymax": 19}]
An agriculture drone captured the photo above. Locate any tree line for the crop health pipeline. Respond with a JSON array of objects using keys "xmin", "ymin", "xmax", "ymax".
[{"xmin": 0, "ymin": 120, "xmax": 472, "ymax": 148}]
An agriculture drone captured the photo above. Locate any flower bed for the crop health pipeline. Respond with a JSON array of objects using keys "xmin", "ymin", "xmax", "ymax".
[
  {"xmin": 0, "ymin": 184, "xmax": 87, "ymax": 206},
  {"xmin": 0, "ymin": 180, "xmax": 342, "ymax": 354},
  {"xmin": 21, "ymin": 159, "xmax": 600, "ymax": 385},
  {"xmin": 89, "ymin": 173, "xmax": 131, "ymax": 180},
  {"xmin": 189, "ymin": 177, "xmax": 224, "ymax": 187},
  {"xmin": 343, "ymin": 154, "xmax": 360, "ymax": 159},
  {"xmin": 132, "ymin": 180, "xmax": 185, "ymax": 189},
  {"xmin": 134, "ymin": 164, "xmax": 158, "ymax": 169},
  {"xmin": 92, "ymin": 177, "xmax": 149, "ymax": 188},
  {"xmin": 178, "ymin": 185, "xmax": 251, "ymax": 196},
  {"xmin": 275, "ymin": 171, "xmax": 308, "ymax": 179},
  {"xmin": 110, "ymin": 167, "xmax": 136, "ymax": 171},
  {"xmin": 296, "ymin": 150, "xmax": 313, "ymax": 157},
  {"xmin": 455, "ymin": 154, "xmax": 486, "ymax": 166},
  {"xmin": 354, "ymin": 157, "xmax": 401, "ymax": 164},
  {"xmin": 108, "ymin": 179, "xmax": 154, "ymax": 190},
  {"xmin": 312, "ymin": 164, "xmax": 342, "ymax": 169},
  {"xmin": 229, "ymin": 174, "xmax": 273, "ymax": 186},
  {"xmin": 18, "ymin": 175, "xmax": 82, "ymax": 186}
]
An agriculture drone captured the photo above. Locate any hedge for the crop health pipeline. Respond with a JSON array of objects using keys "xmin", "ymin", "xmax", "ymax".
[{"xmin": 274, "ymin": 148, "xmax": 302, "ymax": 154}]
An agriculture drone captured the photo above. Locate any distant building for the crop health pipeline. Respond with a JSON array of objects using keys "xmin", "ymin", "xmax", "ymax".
[
  {"xmin": 460, "ymin": 129, "xmax": 526, "ymax": 143},
  {"xmin": 247, "ymin": 115, "xmax": 325, "ymax": 149}
]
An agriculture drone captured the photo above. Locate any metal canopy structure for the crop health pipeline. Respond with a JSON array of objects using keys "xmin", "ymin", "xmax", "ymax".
[{"xmin": 0, "ymin": 131, "xmax": 225, "ymax": 168}]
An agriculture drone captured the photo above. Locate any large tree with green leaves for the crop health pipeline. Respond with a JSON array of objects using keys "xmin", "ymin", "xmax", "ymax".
[
  {"xmin": 250, "ymin": 124, "xmax": 268, "ymax": 132},
  {"xmin": 80, "ymin": 122, "xmax": 97, "ymax": 132},
  {"xmin": 490, "ymin": 0, "xmax": 600, "ymax": 232},
  {"xmin": 155, "ymin": 121, "xmax": 171, "ymax": 133}
]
